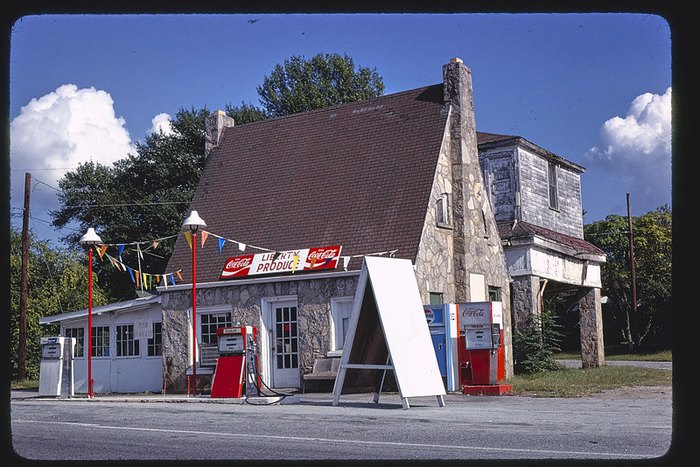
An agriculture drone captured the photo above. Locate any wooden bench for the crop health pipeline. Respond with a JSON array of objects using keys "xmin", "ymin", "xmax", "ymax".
[{"xmin": 302, "ymin": 357, "xmax": 340, "ymax": 393}]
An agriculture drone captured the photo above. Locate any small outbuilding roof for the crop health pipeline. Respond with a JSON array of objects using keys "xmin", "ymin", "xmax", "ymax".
[{"xmin": 39, "ymin": 294, "xmax": 161, "ymax": 325}]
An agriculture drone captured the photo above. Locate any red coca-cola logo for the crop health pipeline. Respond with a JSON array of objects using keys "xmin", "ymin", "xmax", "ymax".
[
  {"xmin": 308, "ymin": 248, "xmax": 339, "ymax": 260},
  {"xmin": 226, "ymin": 257, "xmax": 252, "ymax": 270}
]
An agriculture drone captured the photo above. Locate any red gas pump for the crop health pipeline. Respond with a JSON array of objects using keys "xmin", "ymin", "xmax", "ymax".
[
  {"xmin": 457, "ymin": 301, "xmax": 512, "ymax": 395},
  {"xmin": 211, "ymin": 326, "xmax": 261, "ymax": 398}
]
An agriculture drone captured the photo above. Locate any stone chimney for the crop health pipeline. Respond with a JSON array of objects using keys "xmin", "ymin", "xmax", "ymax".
[
  {"xmin": 442, "ymin": 57, "xmax": 514, "ymax": 377},
  {"xmin": 204, "ymin": 110, "xmax": 235, "ymax": 157}
]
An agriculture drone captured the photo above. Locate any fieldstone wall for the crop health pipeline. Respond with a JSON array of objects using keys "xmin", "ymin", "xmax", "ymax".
[
  {"xmin": 511, "ymin": 275, "xmax": 541, "ymax": 329},
  {"xmin": 160, "ymin": 275, "xmax": 358, "ymax": 393},
  {"xmin": 577, "ymin": 287, "xmax": 605, "ymax": 368}
]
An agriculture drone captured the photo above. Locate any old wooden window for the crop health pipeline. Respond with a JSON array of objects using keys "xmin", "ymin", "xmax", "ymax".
[
  {"xmin": 147, "ymin": 322, "xmax": 162, "ymax": 357},
  {"xmin": 548, "ymin": 161, "xmax": 559, "ymax": 210},
  {"xmin": 116, "ymin": 324, "xmax": 140, "ymax": 357},
  {"xmin": 64, "ymin": 327, "xmax": 84, "ymax": 358},
  {"xmin": 91, "ymin": 326, "xmax": 110, "ymax": 357},
  {"xmin": 436, "ymin": 193, "xmax": 451, "ymax": 227}
]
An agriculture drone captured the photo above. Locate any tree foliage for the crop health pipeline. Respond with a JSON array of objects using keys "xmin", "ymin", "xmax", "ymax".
[
  {"xmin": 584, "ymin": 206, "xmax": 672, "ymax": 350},
  {"xmin": 10, "ymin": 227, "xmax": 109, "ymax": 379},
  {"xmin": 51, "ymin": 107, "xmax": 210, "ymax": 301},
  {"xmin": 227, "ymin": 53, "xmax": 384, "ymax": 120},
  {"xmin": 513, "ymin": 307, "xmax": 565, "ymax": 374}
]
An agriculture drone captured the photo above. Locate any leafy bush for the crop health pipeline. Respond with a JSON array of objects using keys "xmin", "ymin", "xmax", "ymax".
[{"xmin": 513, "ymin": 308, "xmax": 565, "ymax": 374}]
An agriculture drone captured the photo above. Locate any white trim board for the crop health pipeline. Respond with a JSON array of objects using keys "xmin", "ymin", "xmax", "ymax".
[{"xmin": 332, "ymin": 256, "xmax": 446, "ymax": 409}]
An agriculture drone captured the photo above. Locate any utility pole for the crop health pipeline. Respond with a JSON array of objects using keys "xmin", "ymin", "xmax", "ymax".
[
  {"xmin": 18, "ymin": 172, "xmax": 31, "ymax": 380},
  {"xmin": 626, "ymin": 192, "xmax": 637, "ymax": 352}
]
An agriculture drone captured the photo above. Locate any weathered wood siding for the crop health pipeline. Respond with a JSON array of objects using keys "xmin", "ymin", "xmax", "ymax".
[
  {"xmin": 480, "ymin": 144, "xmax": 584, "ymax": 239},
  {"xmin": 479, "ymin": 149, "xmax": 517, "ymax": 223},
  {"xmin": 516, "ymin": 147, "xmax": 583, "ymax": 238}
]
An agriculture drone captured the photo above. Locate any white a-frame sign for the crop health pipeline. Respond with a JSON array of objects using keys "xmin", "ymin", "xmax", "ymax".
[{"xmin": 332, "ymin": 256, "xmax": 446, "ymax": 409}]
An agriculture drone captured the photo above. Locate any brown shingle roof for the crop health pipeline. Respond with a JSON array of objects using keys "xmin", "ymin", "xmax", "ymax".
[
  {"xmin": 167, "ymin": 84, "xmax": 449, "ymax": 283},
  {"xmin": 497, "ymin": 221, "xmax": 606, "ymax": 257}
]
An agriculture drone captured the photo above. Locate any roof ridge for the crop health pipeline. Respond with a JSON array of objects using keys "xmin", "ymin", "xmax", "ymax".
[{"xmin": 223, "ymin": 83, "xmax": 443, "ymax": 129}]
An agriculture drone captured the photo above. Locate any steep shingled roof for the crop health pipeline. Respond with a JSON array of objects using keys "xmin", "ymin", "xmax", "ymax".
[{"xmin": 167, "ymin": 84, "xmax": 450, "ymax": 284}]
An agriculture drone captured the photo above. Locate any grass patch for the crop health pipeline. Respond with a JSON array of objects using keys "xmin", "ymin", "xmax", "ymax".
[
  {"xmin": 555, "ymin": 347, "xmax": 672, "ymax": 362},
  {"xmin": 507, "ymin": 365, "xmax": 672, "ymax": 397},
  {"xmin": 11, "ymin": 379, "xmax": 39, "ymax": 390}
]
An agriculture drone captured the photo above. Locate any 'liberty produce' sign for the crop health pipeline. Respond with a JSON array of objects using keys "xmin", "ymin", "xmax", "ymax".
[{"xmin": 220, "ymin": 245, "xmax": 342, "ymax": 280}]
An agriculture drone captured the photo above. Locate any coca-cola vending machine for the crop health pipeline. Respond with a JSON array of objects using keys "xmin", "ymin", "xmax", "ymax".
[{"xmin": 457, "ymin": 301, "xmax": 512, "ymax": 395}]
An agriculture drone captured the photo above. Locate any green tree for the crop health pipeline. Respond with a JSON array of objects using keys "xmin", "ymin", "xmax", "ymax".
[
  {"xmin": 584, "ymin": 206, "xmax": 672, "ymax": 351},
  {"xmin": 227, "ymin": 53, "xmax": 384, "ymax": 120},
  {"xmin": 51, "ymin": 107, "xmax": 209, "ymax": 301},
  {"xmin": 224, "ymin": 101, "xmax": 268, "ymax": 125},
  {"xmin": 10, "ymin": 227, "xmax": 109, "ymax": 380},
  {"xmin": 513, "ymin": 307, "xmax": 565, "ymax": 374}
]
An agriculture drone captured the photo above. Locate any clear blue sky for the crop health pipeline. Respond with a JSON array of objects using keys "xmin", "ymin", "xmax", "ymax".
[{"xmin": 9, "ymin": 13, "xmax": 672, "ymax": 245}]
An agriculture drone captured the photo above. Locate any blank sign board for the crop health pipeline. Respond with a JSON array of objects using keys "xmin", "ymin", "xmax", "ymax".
[{"xmin": 332, "ymin": 256, "xmax": 445, "ymax": 408}]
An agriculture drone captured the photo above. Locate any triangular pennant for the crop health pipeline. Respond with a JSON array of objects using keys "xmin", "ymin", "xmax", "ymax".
[
  {"xmin": 98, "ymin": 244, "xmax": 108, "ymax": 259},
  {"xmin": 152, "ymin": 240, "xmax": 159, "ymax": 249},
  {"xmin": 128, "ymin": 268, "xmax": 135, "ymax": 283},
  {"xmin": 272, "ymin": 252, "xmax": 281, "ymax": 262},
  {"xmin": 292, "ymin": 255, "xmax": 300, "ymax": 274},
  {"xmin": 309, "ymin": 257, "xmax": 317, "ymax": 268},
  {"xmin": 118, "ymin": 244, "xmax": 125, "ymax": 257},
  {"xmin": 184, "ymin": 231, "xmax": 192, "ymax": 250},
  {"xmin": 200, "ymin": 230, "xmax": 209, "ymax": 248},
  {"xmin": 176, "ymin": 270, "xmax": 183, "ymax": 281},
  {"xmin": 170, "ymin": 274, "xmax": 176, "ymax": 286},
  {"xmin": 110, "ymin": 255, "xmax": 122, "ymax": 272},
  {"xmin": 135, "ymin": 271, "xmax": 140, "ymax": 287},
  {"xmin": 218, "ymin": 237, "xmax": 226, "ymax": 254},
  {"xmin": 162, "ymin": 275, "xmax": 168, "ymax": 290},
  {"xmin": 342, "ymin": 256, "xmax": 350, "ymax": 271},
  {"xmin": 238, "ymin": 242, "xmax": 246, "ymax": 252}
]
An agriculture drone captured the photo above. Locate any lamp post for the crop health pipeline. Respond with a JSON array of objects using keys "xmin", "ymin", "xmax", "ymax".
[
  {"xmin": 79, "ymin": 227, "xmax": 102, "ymax": 398},
  {"xmin": 182, "ymin": 210, "xmax": 206, "ymax": 396}
]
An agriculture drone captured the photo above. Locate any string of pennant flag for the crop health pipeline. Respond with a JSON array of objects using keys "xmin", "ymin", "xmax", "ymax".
[{"xmin": 91, "ymin": 229, "xmax": 398, "ymax": 292}]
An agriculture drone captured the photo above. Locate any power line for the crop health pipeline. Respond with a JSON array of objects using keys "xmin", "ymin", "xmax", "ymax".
[{"xmin": 64, "ymin": 200, "xmax": 191, "ymax": 209}]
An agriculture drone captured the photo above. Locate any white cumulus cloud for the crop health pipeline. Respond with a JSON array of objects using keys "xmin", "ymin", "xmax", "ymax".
[
  {"xmin": 584, "ymin": 87, "xmax": 672, "ymax": 214},
  {"xmin": 10, "ymin": 84, "xmax": 135, "ymax": 230},
  {"xmin": 148, "ymin": 112, "xmax": 174, "ymax": 136}
]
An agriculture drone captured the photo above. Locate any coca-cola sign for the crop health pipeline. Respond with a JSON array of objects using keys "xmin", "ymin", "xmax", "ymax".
[{"xmin": 220, "ymin": 245, "xmax": 342, "ymax": 280}]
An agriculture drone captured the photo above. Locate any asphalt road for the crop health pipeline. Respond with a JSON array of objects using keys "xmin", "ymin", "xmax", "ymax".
[{"xmin": 9, "ymin": 386, "xmax": 673, "ymax": 462}]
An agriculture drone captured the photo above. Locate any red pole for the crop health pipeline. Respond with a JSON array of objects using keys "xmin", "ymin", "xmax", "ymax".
[
  {"xmin": 191, "ymin": 232, "xmax": 197, "ymax": 396},
  {"xmin": 87, "ymin": 247, "xmax": 94, "ymax": 398}
]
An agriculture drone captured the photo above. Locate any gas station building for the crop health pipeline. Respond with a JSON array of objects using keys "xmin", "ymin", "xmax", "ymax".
[{"xmin": 41, "ymin": 58, "xmax": 605, "ymax": 394}]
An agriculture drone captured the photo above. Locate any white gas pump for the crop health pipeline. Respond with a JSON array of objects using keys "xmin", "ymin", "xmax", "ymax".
[{"xmin": 39, "ymin": 336, "xmax": 76, "ymax": 397}]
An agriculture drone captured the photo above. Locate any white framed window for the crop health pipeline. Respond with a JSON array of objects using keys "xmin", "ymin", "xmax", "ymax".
[
  {"xmin": 436, "ymin": 193, "xmax": 451, "ymax": 228},
  {"xmin": 147, "ymin": 322, "xmax": 162, "ymax": 357},
  {"xmin": 91, "ymin": 326, "xmax": 110, "ymax": 357},
  {"xmin": 64, "ymin": 327, "xmax": 84, "ymax": 358},
  {"xmin": 330, "ymin": 297, "xmax": 354, "ymax": 351},
  {"xmin": 200, "ymin": 311, "xmax": 232, "ymax": 344},
  {"xmin": 548, "ymin": 161, "xmax": 559, "ymax": 210},
  {"xmin": 116, "ymin": 324, "xmax": 140, "ymax": 357}
]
